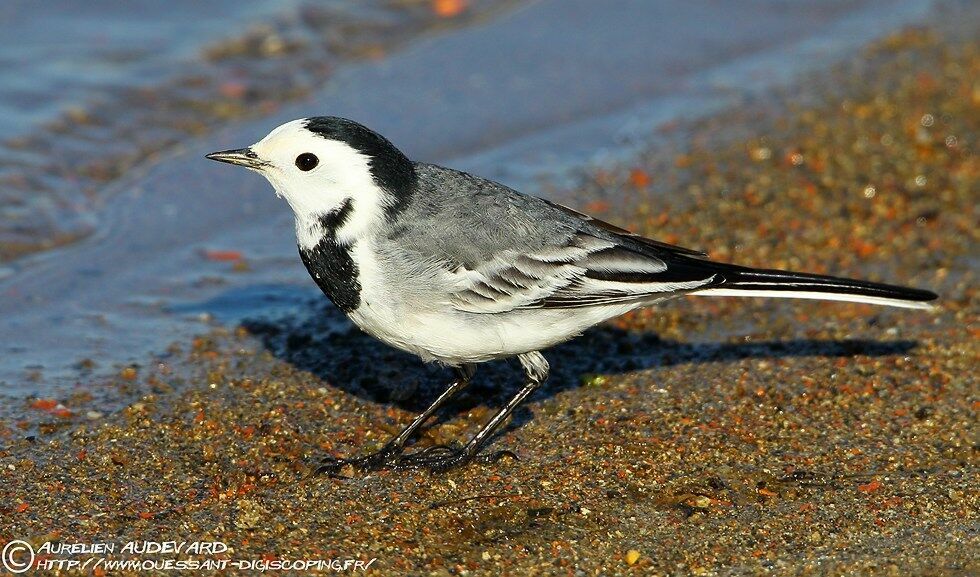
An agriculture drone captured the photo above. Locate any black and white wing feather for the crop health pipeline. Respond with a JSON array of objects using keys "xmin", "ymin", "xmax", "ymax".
[{"xmin": 449, "ymin": 229, "xmax": 717, "ymax": 313}]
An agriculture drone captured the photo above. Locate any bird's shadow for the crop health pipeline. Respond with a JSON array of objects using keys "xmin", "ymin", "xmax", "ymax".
[{"xmin": 232, "ymin": 288, "xmax": 917, "ymax": 437}]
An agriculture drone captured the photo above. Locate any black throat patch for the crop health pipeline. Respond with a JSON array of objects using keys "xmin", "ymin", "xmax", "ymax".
[{"xmin": 298, "ymin": 199, "xmax": 361, "ymax": 313}]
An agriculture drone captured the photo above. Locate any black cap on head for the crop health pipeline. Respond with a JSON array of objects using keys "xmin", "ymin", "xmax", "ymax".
[{"xmin": 304, "ymin": 117, "xmax": 416, "ymax": 211}]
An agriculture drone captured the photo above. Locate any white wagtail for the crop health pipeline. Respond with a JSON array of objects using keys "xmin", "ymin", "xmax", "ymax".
[{"xmin": 207, "ymin": 116, "xmax": 937, "ymax": 473}]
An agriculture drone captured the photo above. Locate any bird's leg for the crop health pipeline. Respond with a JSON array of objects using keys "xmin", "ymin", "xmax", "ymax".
[
  {"xmin": 397, "ymin": 351, "xmax": 550, "ymax": 473},
  {"xmin": 316, "ymin": 364, "xmax": 473, "ymax": 475}
]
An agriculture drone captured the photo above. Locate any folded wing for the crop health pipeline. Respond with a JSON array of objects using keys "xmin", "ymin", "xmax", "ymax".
[{"xmin": 449, "ymin": 230, "xmax": 716, "ymax": 313}]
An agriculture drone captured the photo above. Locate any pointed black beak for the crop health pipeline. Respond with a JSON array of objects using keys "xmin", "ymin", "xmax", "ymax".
[{"xmin": 205, "ymin": 147, "xmax": 267, "ymax": 169}]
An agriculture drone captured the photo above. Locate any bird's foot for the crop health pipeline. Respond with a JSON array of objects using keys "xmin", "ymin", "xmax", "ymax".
[
  {"xmin": 315, "ymin": 441, "xmax": 404, "ymax": 477},
  {"xmin": 315, "ymin": 443, "xmax": 516, "ymax": 476},
  {"xmin": 395, "ymin": 444, "xmax": 517, "ymax": 473}
]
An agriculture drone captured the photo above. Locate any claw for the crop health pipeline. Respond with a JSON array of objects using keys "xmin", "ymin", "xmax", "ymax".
[
  {"xmin": 314, "ymin": 443, "xmax": 518, "ymax": 475},
  {"xmin": 315, "ymin": 456, "xmax": 355, "ymax": 478},
  {"xmin": 314, "ymin": 441, "xmax": 404, "ymax": 476},
  {"xmin": 393, "ymin": 444, "xmax": 518, "ymax": 473},
  {"xmin": 395, "ymin": 444, "xmax": 465, "ymax": 472}
]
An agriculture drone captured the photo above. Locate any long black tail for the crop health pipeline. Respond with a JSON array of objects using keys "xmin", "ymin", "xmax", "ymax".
[{"xmin": 689, "ymin": 262, "xmax": 937, "ymax": 309}]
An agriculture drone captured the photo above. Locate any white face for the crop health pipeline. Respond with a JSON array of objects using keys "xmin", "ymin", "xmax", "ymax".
[
  {"xmin": 212, "ymin": 118, "xmax": 392, "ymax": 248},
  {"xmin": 254, "ymin": 119, "xmax": 382, "ymax": 217}
]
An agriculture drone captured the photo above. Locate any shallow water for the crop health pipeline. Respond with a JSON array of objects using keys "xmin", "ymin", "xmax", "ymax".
[
  {"xmin": 0, "ymin": 0, "xmax": 937, "ymax": 403},
  {"xmin": 0, "ymin": 1, "xmax": 291, "ymax": 254},
  {"xmin": 0, "ymin": 0, "xmax": 521, "ymax": 260},
  {"xmin": 0, "ymin": 0, "xmax": 291, "ymax": 136}
]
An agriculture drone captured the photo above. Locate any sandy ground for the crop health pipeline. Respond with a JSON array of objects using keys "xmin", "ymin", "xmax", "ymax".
[{"xmin": 1, "ymin": 23, "xmax": 977, "ymax": 577}]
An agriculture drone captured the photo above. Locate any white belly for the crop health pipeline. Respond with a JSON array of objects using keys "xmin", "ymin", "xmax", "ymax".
[
  {"xmin": 350, "ymin": 302, "xmax": 639, "ymax": 364},
  {"xmin": 346, "ymin": 240, "xmax": 658, "ymax": 364},
  {"xmin": 350, "ymin": 278, "xmax": 641, "ymax": 365}
]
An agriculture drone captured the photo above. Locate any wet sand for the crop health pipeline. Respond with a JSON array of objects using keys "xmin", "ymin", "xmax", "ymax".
[{"xmin": 2, "ymin": 23, "xmax": 977, "ymax": 577}]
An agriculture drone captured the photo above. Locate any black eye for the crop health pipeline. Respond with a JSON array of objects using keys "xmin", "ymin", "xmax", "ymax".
[{"xmin": 295, "ymin": 153, "xmax": 318, "ymax": 171}]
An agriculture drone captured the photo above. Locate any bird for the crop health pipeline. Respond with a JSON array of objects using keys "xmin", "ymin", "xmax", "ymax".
[{"xmin": 206, "ymin": 116, "xmax": 937, "ymax": 473}]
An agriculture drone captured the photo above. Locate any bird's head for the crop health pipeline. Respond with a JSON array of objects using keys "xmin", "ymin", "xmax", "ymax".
[{"xmin": 206, "ymin": 116, "xmax": 416, "ymax": 245}]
